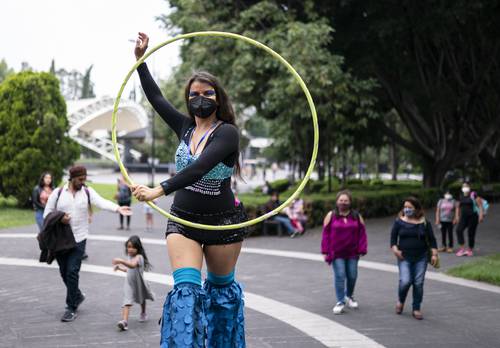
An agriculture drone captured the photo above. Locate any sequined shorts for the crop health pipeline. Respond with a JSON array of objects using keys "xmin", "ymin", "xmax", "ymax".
[{"xmin": 165, "ymin": 203, "xmax": 248, "ymax": 245}]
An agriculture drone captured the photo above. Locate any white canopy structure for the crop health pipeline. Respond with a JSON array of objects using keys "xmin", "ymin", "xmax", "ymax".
[{"xmin": 66, "ymin": 96, "xmax": 148, "ymax": 162}]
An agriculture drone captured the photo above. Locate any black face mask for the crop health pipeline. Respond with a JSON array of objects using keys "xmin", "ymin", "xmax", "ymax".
[{"xmin": 188, "ymin": 96, "xmax": 217, "ymax": 119}]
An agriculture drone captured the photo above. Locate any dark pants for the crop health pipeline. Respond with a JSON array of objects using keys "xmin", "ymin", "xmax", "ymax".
[
  {"xmin": 456, "ymin": 214, "xmax": 479, "ymax": 248},
  {"xmin": 440, "ymin": 221, "xmax": 454, "ymax": 248},
  {"xmin": 56, "ymin": 240, "xmax": 86, "ymax": 311},
  {"xmin": 398, "ymin": 256, "xmax": 427, "ymax": 311},
  {"xmin": 119, "ymin": 201, "xmax": 131, "ymax": 227}
]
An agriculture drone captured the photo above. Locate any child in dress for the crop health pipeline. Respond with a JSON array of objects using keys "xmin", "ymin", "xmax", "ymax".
[{"xmin": 112, "ymin": 235, "xmax": 154, "ymax": 331}]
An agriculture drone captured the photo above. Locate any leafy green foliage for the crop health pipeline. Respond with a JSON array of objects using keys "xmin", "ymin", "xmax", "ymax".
[
  {"xmin": 0, "ymin": 72, "xmax": 80, "ymax": 206},
  {"xmin": 159, "ymin": 0, "xmax": 378, "ymax": 173}
]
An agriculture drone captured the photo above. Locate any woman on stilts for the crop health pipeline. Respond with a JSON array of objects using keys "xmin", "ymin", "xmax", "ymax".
[{"xmin": 131, "ymin": 32, "xmax": 247, "ymax": 347}]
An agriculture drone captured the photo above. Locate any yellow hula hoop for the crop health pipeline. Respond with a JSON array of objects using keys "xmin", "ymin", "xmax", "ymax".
[{"xmin": 111, "ymin": 31, "xmax": 319, "ymax": 230}]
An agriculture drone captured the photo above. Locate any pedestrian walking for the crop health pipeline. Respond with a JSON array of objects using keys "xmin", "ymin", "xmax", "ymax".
[
  {"xmin": 391, "ymin": 196, "xmax": 438, "ymax": 320},
  {"xmin": 455, "ymin": 182, "xmax": 485, "ymax": 257},
  {"xmin": 321, "ymin": 190, "xmax": 367, "ymax": 315},
  {"xmin": 43, "ymin": 165, "xmax": 132, "ymax": 322},
  {"xmin": 32, "ymin": 172, "xmax": 54, "ymax": 232},
  {"xmin": 113, "ymin": 235, "xmax": 154, "ymax": 331},
  {"xmin": 435, "ymin": 191, "xmax": 457, "ymax": 253},
  {"xmin": 116, "ymin": 175, "xmax": 132, "ymax": 230}
]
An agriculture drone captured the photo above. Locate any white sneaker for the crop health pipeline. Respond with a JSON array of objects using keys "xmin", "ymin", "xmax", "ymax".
[
  {"xmin": 332, "ymin": 302, "xmax": 345, "ymax": 315},
  {"xmin": 345, "ymin": 297, "xmax": 359, "ymax": 309}
]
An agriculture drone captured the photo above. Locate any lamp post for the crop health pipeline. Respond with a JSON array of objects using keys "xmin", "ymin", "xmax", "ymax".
[{"xmin": 150, "ymin": 108, "xmax": 156, "ymax": 187}]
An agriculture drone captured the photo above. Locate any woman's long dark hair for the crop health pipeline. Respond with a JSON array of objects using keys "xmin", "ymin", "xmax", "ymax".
[
  {"xmin": 38, "ymin": 172, "xmax": 54, "ymax": 189},
  {"xmin": 184, "ymin": 71, "xmax": 242, "ymax": 178},
  {"xmin": 125, "ymin": 235, "xmax": 151, "ymax": 271}
]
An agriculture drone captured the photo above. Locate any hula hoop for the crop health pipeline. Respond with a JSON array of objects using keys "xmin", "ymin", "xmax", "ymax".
[{"xmin": 111, "ymin": 31, "xmax": 319, "ymax": 230}]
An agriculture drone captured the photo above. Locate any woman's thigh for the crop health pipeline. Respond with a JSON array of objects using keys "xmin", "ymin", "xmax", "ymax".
[
  {"xmin": 166, "ymin": 233, "xmax": 204, "ymax": 271},
  {"xmin": 203, "ymin": 242, "xmax": 242, "ymax": 275}
]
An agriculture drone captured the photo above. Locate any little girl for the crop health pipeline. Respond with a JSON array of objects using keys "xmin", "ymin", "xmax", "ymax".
[{"xmin": 112, "ymin": 235, "xmax": 154, "ymax": 331}]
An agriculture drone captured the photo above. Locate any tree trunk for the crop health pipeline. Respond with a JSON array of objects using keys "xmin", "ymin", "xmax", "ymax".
[
  {"xmin": 375, "ymin": 148, "xmax": 381, "ymax": 179},
  {"xmin": 479, "ymin": 149, "xmax": 500, "ymax": 182},
  {"xmin": 389, "ymin": 141, "xmax": 399, "ymax": 181},
  {"xmin": 422, "ymin": 159, "xmax": 449, "ymax": 188}
]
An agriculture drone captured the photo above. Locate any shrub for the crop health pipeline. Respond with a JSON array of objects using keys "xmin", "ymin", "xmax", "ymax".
[
  {"xmin": 269, "ymin": 178, "xmax": 291, "ymax": 193},
  {"xmin": 0, "ymin": 72, "xmax": 80, "ymax": 207}
]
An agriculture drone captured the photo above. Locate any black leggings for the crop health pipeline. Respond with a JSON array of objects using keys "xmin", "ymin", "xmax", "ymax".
[
  {"xmin": 456, "ymin": 214, "xmax": 478, "ymax": 248},
  {"xmin": 440, "ymin": 221, "xmax": 454, "ymax": 248}
]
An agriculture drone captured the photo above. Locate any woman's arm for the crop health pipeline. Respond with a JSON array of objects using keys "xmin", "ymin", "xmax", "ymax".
[
  {"xmin": 321, "ymin": 211, "xmax": 333, "ymax": 255},
  {"xmin": 357, "ymin": 216, "xmax": 368, "ymax": 255},
  {"xmin": 435, "ymin": 200, "xmax": 440, "ymax": 225},
  {"xmin": 31, "ymin": 187, "xmax": 44, "ymax": 210},
  {"xmin": 390, "ymin": 221, "xmax": 404, "ymax": 259},
  {"xmin": 112, "ymin": 256, "xmax": 140, "ymax": 269},
  {"xmin": 137, "ymin": 63, "xmax": 187, "ymax": 139},
  {"xmin": 475, "ymin": 196, "xmax": 484, "ymax": 222},
  {"xmin": 134, "ymin": 32, "xmax": 187, "ymax": 139}
]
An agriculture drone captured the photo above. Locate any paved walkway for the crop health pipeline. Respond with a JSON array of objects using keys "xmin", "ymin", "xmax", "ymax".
[{"xmin": 1, "ymin": 198, "xmax": 499, "ymax": 347}]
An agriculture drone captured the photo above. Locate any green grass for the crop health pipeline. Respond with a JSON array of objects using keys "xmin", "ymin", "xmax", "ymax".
[
  {"xmin": 447, "ymin": 254, "xmax": 500, "ymax": 286},
  {"xmin": 0, "ymin": 183, "xmax": 127, "ymax": 230},
  {"xmin": 87, "ymin": 183, "xmax": 118, "ymax": 202},
  {"xmin": 0, "ymin": 207, "xmax": 35, "ymax": 229}
]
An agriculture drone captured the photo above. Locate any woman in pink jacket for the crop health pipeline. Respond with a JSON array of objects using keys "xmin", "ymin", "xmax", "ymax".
[{"xmin": 321, "ymin": 190, "xmax": 367, "ymax": 315}]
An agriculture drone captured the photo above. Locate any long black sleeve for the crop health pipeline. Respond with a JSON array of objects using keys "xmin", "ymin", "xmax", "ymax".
[
  {"xmin": 390, "ymin": 220, "xmax": 399, "ymax": 247},
  {"xmin": 425, "ymin": 221, "xmax": 438, "ymax": 249},
  {"xmin": 136, "ymin": 63, "xmax": 188, "ymax": 139},
  {"xmin": 32, "ymin": 186, "xmax": 44, "ymax": 210},
  {"xmin": 160, "ymin": 124, "xmax": 239, "ymax": 195}
]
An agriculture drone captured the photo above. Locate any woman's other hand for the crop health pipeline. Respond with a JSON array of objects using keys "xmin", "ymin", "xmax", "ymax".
[{"xmin": 135, "ymin": 32, "xmax": 149, "ymax": 60}]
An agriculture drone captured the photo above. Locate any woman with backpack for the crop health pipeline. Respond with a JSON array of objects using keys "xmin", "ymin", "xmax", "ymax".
[
  {"xmin": 454, "ymin": 182, "xmax": 485, "ymax": 257},
  {"xmin": 391, "ymin": 196, "xmax": 438, "ymax": 320},
  {"xmin": 116, "ymin": 176, "xmax": 132, "ymax": 230},
  {"xmin": 321, "ymin": 190, "xmax": 367, "ymax": 315}
]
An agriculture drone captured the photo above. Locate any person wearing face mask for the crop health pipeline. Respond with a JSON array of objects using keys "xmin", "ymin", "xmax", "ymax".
[
  {"xmin": 132, "ymin": 33, "xmax": 247, "ymax": 347},
  {"xmin": 390, "ymin": 197, "xmax": 438, "ymax": 320},
  {"xmin": 454, "ymin": 182, "xmax": 484, "ymax": 257},
  {"xmin": 435, "ymin": 191, "xmax": 457, "ymax": 253},
  {"xmin": 321, "ymin": 190, "xmax": 367, "ymax": 315}
]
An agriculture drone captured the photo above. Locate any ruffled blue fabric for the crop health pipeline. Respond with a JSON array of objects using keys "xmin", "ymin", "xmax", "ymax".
[
  {"xmin": 204, "ymin": 280, "xmax": 246, "ymax": 348},
  {"xmin": 160, "ymin": 283, "xmax": 208, "ymax": 348}
]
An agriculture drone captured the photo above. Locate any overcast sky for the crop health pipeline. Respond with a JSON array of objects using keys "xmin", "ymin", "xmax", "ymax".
[{"xmin": 0, "ymin": 0, "xmax": 181, "ymax": 97}]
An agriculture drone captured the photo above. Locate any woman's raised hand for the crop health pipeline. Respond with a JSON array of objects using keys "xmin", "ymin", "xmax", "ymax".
[{"xmin": 134, "ymin": 32, "xmax": 149, "ymax": 60}]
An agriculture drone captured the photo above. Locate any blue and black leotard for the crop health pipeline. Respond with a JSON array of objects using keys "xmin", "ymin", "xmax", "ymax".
[{"xmin": 137, "ymin": 63, "xmax": 247, "ymax": 244}]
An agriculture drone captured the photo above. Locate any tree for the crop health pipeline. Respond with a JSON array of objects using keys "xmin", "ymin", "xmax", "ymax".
[
  {"xmin": 0, "ymin": 72, "xmax": 80, "ymax": 206},
  {"xmin": 326, "ymin": 0, "xmax": 500, "ymax": 187},
  {"xmin": 81, "ymin": 65, "xmax": 95, "ymax": 98},
  {"xmin": 0, "ymin": 58, "xmax": 14, "ymax": 83},
  {"xmin": 160, "ymin": 0, "xmax": 378, "ymax": 182}
]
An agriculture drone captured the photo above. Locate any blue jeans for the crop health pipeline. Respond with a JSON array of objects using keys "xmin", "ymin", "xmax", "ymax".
[
  {"xmin": 332, "ymin": 258, "xmax": 359, "ymax": 303},
  {"xmin": 397, "ymin": 256, "xmax": 427, "ymax": 310},
  {"xmin": 35, "ymin": 209, "xmax": 44, "ymax": 232},
  {"xmin": 272, "ymin": 216, "xmax": 296, "ymax": 235},
  {"xmin": 56, "ymin": 240, "xmax": 86, "ymax": 311}
]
